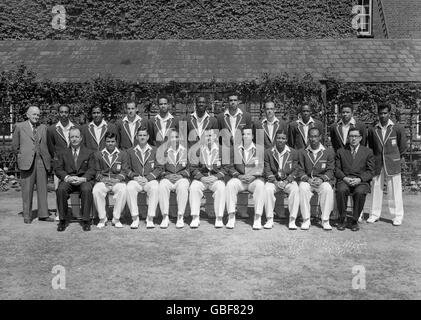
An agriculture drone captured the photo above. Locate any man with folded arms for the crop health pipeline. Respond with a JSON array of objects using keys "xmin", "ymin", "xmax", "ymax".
[
  {"xmin": 297, "ymin": 127, "xmax": 335, "ymax": 231},
  {"xmin": 189, "ymin": 129, "xmax": 226, "ymax": 228},
  {"xmin": 126, "ymin": 126, "xmax": 162, "ymax": 229},
  {"xmin": 335, "ymin": 128, "xmax": 375, "ymax": 231},
  {"xmin": 93, "ymin": 132, "xmax": 129, "ymax": 229},
  {"xmin": 264, "ymin": 129, "xmax": 300, "ymax": 230}
]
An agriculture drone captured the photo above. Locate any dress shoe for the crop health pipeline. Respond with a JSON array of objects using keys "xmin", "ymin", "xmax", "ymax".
[
  {"xmin": 226, "ymin": 213, "xmax": 236, "ymax": 229},
  {"xmin": 288, "ymin": 218, "xmax": 297, "ymax": 230},
  {"xmin": 252, "ymin": 215, "xmax": 262, "ymax": 230},
  {"xmin": 160, "ymin": 215, "xmax": 169, "ymax": 229},
  {"xmin": 264, "ymin": 218, "xmax": 274, "ymax": 229},
  {"xmin": 366, "ymin": 216, "xmax": 379, "ymax": 223},
  {"xmin": 215, "ymin": 217, "xmax": 224, "ymax": 228},
  {"xmin": 176, "ymin": 215, "xmax": 184, "ymax": 229},
  {"xmin": 301, "ymin": 219, "xmax": 310, "ymax": 230},
  {"xmin": 97, "ymin": 218, "xmax": 107, "ymax": 229},
  {"xmin": 24, "ymin": 219, "xmax": 32, "ymax": 224},
  {"xmin": 38, "ymin": 216, "xmax": 55, "ymax": 222},
  {"xmin": 392, "ymin": 219, "xmax": 402, "ymax": 226},
  {"xmin": 358, "ymin": 212, "xmax": 364, "ymax": 223},
  {"xmin": 190, "ymin": 216, "xmax": 200, "ymax": 228},
  {"xmin": 112, "ymin": 218, "xmax": 123, "ymax": 228},
  {"xmin": 130, "ymin": 217, "xmax": 140, "ymax": 229},
  {"xmin": 57, "ymin": 221, "xmax": 67, "ymax": 232},
  {"xmin": 337, "ymin": 221, "xmax": 347, "ymax": 231},
  {"xmin": 82, "ymin": 222, "xmax": 91, "ymax": 231},
  {"xmin": 146, "ymin": 216, "xmax": 155, "ymax": 229},
  {"xmin": 351, "ymin": 223, "xmax": 360, "ymax": 231},
  {"xmin": 322, "ymin": 220, "xmax": 332, "ymax": 231}
]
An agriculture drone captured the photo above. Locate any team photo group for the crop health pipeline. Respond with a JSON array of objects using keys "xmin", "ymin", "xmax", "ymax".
[{"xmin": 12, "ymin": 93, "xmax": 407, "ymax": 233}]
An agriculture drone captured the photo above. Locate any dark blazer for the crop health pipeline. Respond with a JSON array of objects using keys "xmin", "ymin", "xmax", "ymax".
[
  {"xmin": 93, "ymin": 149, "xmax": 130, "ymax": 182},
  {"xmin": 255, "ymin": 118, "xmax": 288, "ymax": 150},
  {"xmin": 81, "ymin": 121, "xmax": 119, "ymax": 152},
  {"xmin": 264, "ymin": 146, "xmax": 299, "ymax": 183},
  {"xmin": 335, "ymin": 145, "xmax": 375, "ymax": 193},
  {"xmin": 115, "ymin": 116, "xmax": 151, "ymax": 150},
  {"xmin": 297, "ymin": 146, "xmax": 335, "ymax": 186},
  {"xmin": 190, "ymin": 144, "xmax": 226, "ymax": 181},
  {"xmin": 149, "ymin": 114, "xmax": 179, "ymax": 147},
  {"xmin": 127, "ymin": 145, "xmax": 163, "ymax": 181},
  {"xmin": 47, "ymin": 121, "xmax": 76, "ymax": 159},
  {"xmin": 367, "ymin": 122, "xmax": 407, "ymax": 176},
  {"xmin": 54, "ymin": 146, "xmax": 96, "ymax": 181},
  {"xmin": 287, "ymin": 118, "xmax": 324, "ymax": 150},
  {"xmin": 329, "ymin": 119, "xmax": 367, "ymax": 152},
  {"xmin": 227, "ymin": 144, "xmax": 265, "ymax": 179},
  {"xmin": 160, "ymin": 146, "xmax": 190, "ymax": 179},
  {"xmin": 217, "ymin": 109, "xmax": 253, "ymax": 144},
  {"xmin": 183, "ymin": 113, "xmax": 219, "ymax": 146}
]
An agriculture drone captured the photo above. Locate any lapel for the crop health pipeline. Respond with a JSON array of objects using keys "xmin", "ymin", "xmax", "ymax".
[
  {"xmin": 24, "ymin": 121, "xmax": 35, "ymax": 141},
  {"xmin": 75, "ymin": 147, "xmax": 84, "ymax": 171},
  {"xmin": 307, "ymin": 149, "xmax": 324, "ymax": 166},
  {"xmin": 234, "ymin": 112, "xmax": 243, "ymax": 132},
  {"xmin": 99, "ymin": 123, "xmax": 108, "ymax": 145},
  {"xmin": 352, "ymin": 147, "xmax": 363, "ymax": 167},
  {"xmin": 190, "ymin": 115, "xmax": 199, "ymax": 136},
  {"xmin": 88, "ymin": 124, "xmax": 97, "ymax": 145},
  {"xmin": 272, "ymin": 121, "xmax": 279, "ymax": 142},
  {"xmin": 336, "ymin": 123, "xmax": 346, "ymax": 145},
  {"xmin": 297, "ymin": 121, "xmax": 306, "ymax": 144},
  {"xmin": 223, "ymin": 113, "xmax": 232, "ymax": 131},
  {"xmin": 262, "ymin": 120, "xmax": 270, "ymax": 141},
  {"xmin": 55, "ymin": 125, "xmax": 67, "ymax": 145},
  {"xmin": 134, "ymin": 119, "xmax": 142, "ymax": 144},
  {"xmin": 282, "ymin": 151, "xmax": 291, "ymax": 170},
  {"xmin": 123, "ymin": 120, "xmax": 132, "ymax": 144},
  {"xmin": 135, "ymin": 147, "xmax": 151, "ymax": 166},
  {"xmin": 272, "ymin": 148, "xmax": 280, "ymax": 168},
  {"xmin": 155, "ymin": 115, "xmax": 172, "ymax": 140},
  {"xmin": 101, "ymin": 149, "xmax": 119, "ymax": 168},
  {"xmin": 241, "ymin": 146, "xmax": 255, "ymax": 165}
]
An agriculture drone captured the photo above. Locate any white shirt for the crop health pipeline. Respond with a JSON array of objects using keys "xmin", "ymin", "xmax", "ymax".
[
  {"xmin": 225, "ymin": 108, "xmax": 243, "ymax": 137},
  {"xmin": 264, "ymin": 117, "xmax": 279, "ymax": 142},
  {"xmin": 202, "ymin": 142, "xmax": 219, "ymax": 167},
  {"xmin": 90, "ymin": 120, "xmax": 107, "ymax": 144},
  {"xmin": 240, "ymin": 142, "xmax": 256, "ymax": 164},
  {"xmin": 155, "ymin": 113, "xmax": 174, "ymax": 139},
  {"xmin": 135, "ymin": 144, "xmax": 152, "ymax": 163},
  {"xmin": 123, "ymin": 115, "xmax": 142, "ymax": 143},
  {"xmin": 102, "ymin": 147, "xmax": 119, "ymax": 165},
  {"xmin": 298, "ymin": 117, "xmax": 315, "ymax": 144},
  {"xmin": 350, "ymin": 144, "xmax": 360, "ymax": 156},
  {"xmin": 339, "ymin": 117, "xmax": 356, "ymax": 144},
  {"xmin": 274, "ymin": 145, "xmax": 290, "ymax": 169},
  {"xmin": 167, "ymin": 144, "xmax": 186, "ymax": 165},
  {"xmin": 377, "ymin": 119, "xmax": 394, "ymax": 140},
  {"xmin": 56, "ymin": 120, "xmax": 74, "ymax": 146},
  {"xmin": 307, "ymin": 144, "xmax": 326, "ymax": 160},
  {"xmin": 71, "ymin": 146, "xmax": 80, "ymax": 159},
  {"xmin": 192, "ymin": 111, "xmax": 209, "ymax": 138}
]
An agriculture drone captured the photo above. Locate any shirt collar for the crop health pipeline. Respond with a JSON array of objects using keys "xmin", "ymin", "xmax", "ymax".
[
  {"xmin": 297, "ymin": 116, "xmax": 314, "ymax": 126},
  {"xmin": 202, "ymin": 142, "xmax": 219, "ymax": 153},
  {"xmin": 156, "ymin": 113, "xmax": 174, "ymax": 122},
  {"xmin": 56, "ymin": 120, "xmax": 74, "ymax": 130},
  {"xmin": 191, "ymin": 111, "xmax": 209, "ymax": 121},
  {"xmin": 168, "ymin": 144, "xmax": 186, "ymax": 154},
  {"xmin": 263, "ymin": 117, "xmax": 279, "ymax": 125},
  {"xmin": 274, "ymin": 145, "xmax": 291, "ymax": 157},
  {"xmin": 71, "ymin": 146, "xmax": 81, "ymax": 153},
  {"xmin": 224, "ymin": 108, "xmax": 243, "ymax": 118},
  {"xmin": 135, "ymin": 143, "xmax": 152, "ymax": 153},
  {"xmin": 306, "ymin": 144, "xmax": 325, "ymax": 154},
  {"xmin": 123, "ymin": 114, "xmax": 142, "ymax": 123},
  {"xmin": 102, "ymin": 147, "xmax": 120, "ymax": 156},
  {"xmin": 90, "ymin": 119, "xmax": 107, "ymax": 128},
  {"xmin": 338, "ymin": 117, "xmax": 356, "ymax": 126},
  {"xmin": 376, "ymin": 119, "xmax": 394, "ymax": 129},
  {"xmin": 350, "ymin": 144, "xmax": 360, "ymax": 153},
  {"xmin": 239, "ymin": 142, "xmax": 256, "ymax": 152}
]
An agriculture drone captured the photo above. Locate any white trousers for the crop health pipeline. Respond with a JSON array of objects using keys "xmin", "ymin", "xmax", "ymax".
[
  {"xmin": 126, "ymin": 180, "xmax": 159, "ymax": 217},
  {"xmin": 371, "ymin": 168, "xmax": 404, "ymax": 222},
  {"xmin": 189, "ymin": 180, "xmax": 226, "ymax": 217},
  {"xmin": 265, "ymin": 181, "xmax": 300, "ymax": 219},
  {"xmin": 299, "ymin": 181, "xmax": 334, "ymax": 221},
  {"xmin": 159, "ymin": 178, "xmax": 190, "ymax": 216},
  {"xmin": 92, "ymin": 182, "xmax": 127, "ymax": 220},
  {"xmin": 226, "ymin": 178, "xmax": 265, "ymax": 215}
]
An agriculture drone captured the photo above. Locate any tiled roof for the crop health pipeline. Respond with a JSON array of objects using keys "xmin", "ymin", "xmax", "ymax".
[
  {"xmin": 381, "ymin": 0, "xmax": 421, "ymax": 39},
  {"xmin": 0, "ymin": 39, "xmax": 420, "ymax": 83}
]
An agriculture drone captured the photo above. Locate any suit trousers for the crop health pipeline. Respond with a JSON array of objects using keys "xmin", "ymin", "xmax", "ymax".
[
  {"xmin": 126, "ymin": 180, "xmax": 159, "ymax": 217},
  {"xmin": 299, "ymin": 181, "xmax": 334, "ymax": 221},
  {"xmin": 56, "ymin": 181, "xmax": 93, "ymax": 221},
  {"xmin": 371, "ymin": 168, "xmax": 404, "ymax": 222},
  {"xmin": 20, "ymin": 155, "xmax": 49, "ymax": 220},
  {"xmin": 336, "ymin": 182, "xmax": 367, "ymax": 223},
  {"xmin": 93, "ymin": 182, "xmax": 127, "ymax": 220},
  {"xmin": 189, "ymin": 180, "xmax": 226, "ymax": 217},
  {"xmin": 265, "ymin": 181, "xmax": 299, "ymax": 219},
  {"xmin": 158, "ymin": 178, "xmax": 190, "ymax": 216},
  {"xmin": 226, "ymin": 178, "xmax": 265, "ymax": 215}
]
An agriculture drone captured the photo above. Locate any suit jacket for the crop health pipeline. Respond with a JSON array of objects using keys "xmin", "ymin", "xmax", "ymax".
[
  {"xmin": 127, "ymin": 145, "xmax": 163, "ymax": 181},
  {"xmin": 93, "ymin": 149, "xmax": 130, "ymax": 182},
  {"xmin": 217, "ymin": 109, "xmax": 253, "ymax": 144},
  {"xmin": 54, "ymin": 146, "xmax": 96, "ymax": 181},
  {"xmin": 184, "ymin": 112, "xmax": 219, "ymax": 146},
  {"xmin": 81, "ymin": 121, "xmax": 119, "ymax": 151},
  {"xmin": 47, "ymin": 122, "xmax": 76, "ymax": 159},
  {"xmin": 227, "ymin": 144, "xmax": 265, "ymax": 179},
  {"xmin": 367, "ymin": 122, "xmax": 407, "ymax": 176},
  {"xmin": 297, "ymin": 146, "xmax": 335, "ymax": 186},
  {"xmin": 115, "ymin": 116, "xmax": 151, "ymax": 150},
  {"xmin": 264, "ymin": 146, "xmax": 299, "ymax": 183},
  {"xmin": 149, "ymin": 114, "xmax": 179, "ymax": 147},
  {"xmin": 255, "ymin": 118, "xmax": 288, "ymax": 150},
  {"xmin": 160, "ymin": 145, "xmax": 190, "ymax": 179},
  {"xmin": 329, "ymin": 119, "xmax": 367, "ymax": 152},
  {"xmin": 190, "ymin": 144, "xmax": 226, "ymax": 181},
  {"xmin": 287, "ymin": 118, "xmax": 324, "ymax": 149},
  {"xmin": 12, "ymin": 121, "xmax": 51, "ymax": 171},
  {"xmin": 335, "ymin": 145, "xmax": 375, "ymax": 193}
]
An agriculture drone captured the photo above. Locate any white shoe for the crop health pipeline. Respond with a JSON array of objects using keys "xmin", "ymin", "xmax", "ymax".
[
  {"xmin": 112, "ymin": 218, "xmax": 123, "ymax": 228},
  {"xmin": 226, "ymin": 213, "xmax": 236, "ymax": 229},
  {"xmin": 190, "ymin": 216, "xmax": 200, "ymax": 228},
  {"xmin": 146, "ymin": 216, "xmax": 155, "ymax": 229},
  {"xmin": 97, "ymin": 218, "xmax": 107, "ymax": 229},
  {"xmin": 176, "ymin": 215, "xmax": 184, "ymax": 229},
  {"xmin": 160, "ymin": 215, "xmax": 169, "ymax": 229},
  {"xmin": 252, "ymin": 215, "xmax": 262, "ymax": 230},
  {"xmin": 392, "ymin": 219, "xmax": 402, "ymax": 226},
  {"xmin": 322, "ymin": 220, "xmax": 332, "ymax": 231},
  {"xmin": 264, "ymin": 218, "xmax": 274, "ymax": 229},
  {"xmin": 130, "ymin": 217, "xmax": 140, "ymax": 229},
  {"xmin": 55, "ymin": 215, "xmax": 60, "ymax": 222},
  {"xmin": 301, "ymin": 219, "xmax": 310, "ymax": 230},
  {"xmin": 367, "ymin": 216, "xmax": 379, "ymax": 223},
  {"xmin": 288, "ymin": 218, "xmax": 297, "ymax": 230},
  {"xmin": 215, "ymin": 217, "xmax": 224, "ymax": 228}
]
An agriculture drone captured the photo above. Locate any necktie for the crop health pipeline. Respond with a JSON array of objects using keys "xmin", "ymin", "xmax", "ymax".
[
  {"xmin": 73, "ymin": 149, "xmax": 78, "ymax": 166},
  {"xmin": 351, "ymin": 149, "xmax": 356, "ymax": 159},
  {"xmin": 33, "ymin": 125, "xmax": 38, "ymax": 140}
]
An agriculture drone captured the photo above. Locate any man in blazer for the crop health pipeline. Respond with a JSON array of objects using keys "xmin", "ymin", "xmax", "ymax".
[
  {"xmin": 149, "ymin": 96, "xmax": 179, "ymax": 148},
  {"xmin": 55, "ymin": 127, "xmax": 96, "ymax": 231},
  {"xmin": 126, "ymin": 126, "xmax": 162, "ymax": 229},
  {"xmin": 116, "ymin": 100, "xmax": 151, "ymax": 150},
  {"xmin": 92, "ymin": 132, "xmax": 129, "ymax": 229},
  {"xmin": 335, "ymin": 128, "xmax": 375, "ymax": 231},
  {"xmin": 367, "ymin": 104, "xmax": 407, "ymax": 226},
  {"xmin": 329, "ymin": 102, "xmax": 367, "ymax": 152},
  {"xmin": 297, "ymin": 127, "xmax": 335, "ymax": 231},
  {"xmin": 81, "ymin": 106, "xmax": 119, "ymax": 151},
  {"xmin": 158, "ymin": 129, "xmax": 190, "ymax": 229},
  {"xmin": 287, "ymin": 104, "xmax": 324, "ymax": 150},
  {"xmin": 226, "ymin": 126, "xmax": 265, "ymax": 230},
  {"xmin": 189, "ymin": 128, "xmax": 226, "ymax": 228},
  {"xmin": 12, "ymin": 106, "xmax": 53, "ymax": 224},
  {"xmin": 255, "ymin": 101, "xmax": 288, "ymax": 150},
  {"xmin": 264, "ymin": 129, "xmax": 300, "ymax": 230}
]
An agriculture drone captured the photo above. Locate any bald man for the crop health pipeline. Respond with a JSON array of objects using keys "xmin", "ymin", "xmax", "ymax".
[{"xmin": 12, "ymin": 106, "xmax": 53, "ymax": 223}]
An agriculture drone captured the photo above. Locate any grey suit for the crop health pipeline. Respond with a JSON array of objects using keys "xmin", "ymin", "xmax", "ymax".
[{"xmin": 12, "ymin": 120, "xmax": 51, "ymax": 221}]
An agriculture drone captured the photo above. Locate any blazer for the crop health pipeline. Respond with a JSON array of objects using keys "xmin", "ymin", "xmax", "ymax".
[
  {"xmin": 190, "ymin": 144, "xmax": 226, "ymax": 181},
  {"xmin": 217, "ymin": 109, "xmax": 253, "ymax": 144},
  {"xmin": 47, "ymin": 122, "xmax": 76, "ymax": 159},
  {"xmin": 335, "ymin": 145, "xmax": 375, "ymax": 193},
  {"xmin": 287, "ymin": 118, "xmax": 324, "ymax": 150},
  {"xmin": 255, "ymin": 118, "xmax": 288, "ymax": 150},
  {"xmin": 149, "ymin": 114, "xmax": 179, "ymax": 147},
  {"xmin": 93, "ymin": 149, "xmax": 130, "ymax": 182},
  {"xmin": 264, "ymin": 146, "xmax": 299, "ymax": 183},
  {"xmin": 297, "ymin": 146, "xmax": 335, "ymax": 186},
  {"xmin": 81, "ymin": 121, "xmax": 119, "ymax": 151},
  {"xmin": 126, "ymin": 145, "xmax": 163, "ymax": 181},
  {"xmin": 367, "ymin": 122, "xmax": 407, "ymax": 176},
  {"xmin": 227, "ymin": 144, "xmax": 265, "ymax": 179},
  {"xmin": 12, "ymin": 121, "xmax": 51, "ymax": 171},
  {"xmin": 54, "ymin": 146, "xmax": 96, "ymax": 181},
  {"xmin": 329, "ymin": 119, "xmax": 367, "ymax": 152},
  {"xmin": 115, "ymin": 116, "xmax": 151, "ymax": 150},
  {"xmin": 184, "ymin": 113, "xmax": 219, "ymax": 146},
  {"xmin": 160, "ymin": 146, "xmax": 190, "ymax": 179}
]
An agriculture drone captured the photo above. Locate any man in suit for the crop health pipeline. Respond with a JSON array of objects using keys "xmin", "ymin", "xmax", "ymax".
[
  {"xmin": 226, "ymin": 126, "xmax": 265, "ymax": 230},
  {"xmin": 297, "ymin": 127, "xmax": 335, "ymax": 231},
  {"xmin": 264, "ymin": 129, "xmax": 300, "ymax": 230},
  {"xmin": 81, "ymin": 106, "xmax": 119, "ymax": 151},
  {"xmin": 12, "ymin": 106, "xmax": 53, "ymax": 224},
  {"xmin": 329, "ymin": 102, "xmax": 367, "ymax": 152},
  {"xmin": 158, "ymin": 129, "xmax": 190, "ymax": 229},
  {"xmin": 55, "ymin": 126, "xmax": 96, "ymax": 231},
  {"xmin": 189, "ymin": 128, "xmax": 226, "ymax": 228},
  {"xmin": 126, "ymin": 126, "xmax": 162, "ymax": 229},
  {"xmin": 149, "ymin": 96, "xmax": 179, "ymax": 148},
  {"xmin": 335, "ymin": 128, "xmax": 375, "ymax": 231},
  {"xmin": 116, "ymin": 100, "xmax": 150, "ymax": 150},
  {"xmin": 255, "ymin": 101, "xmax": 288, "ymax": 150},
  {"xmin": 92, "ymin": 132, "xmax": 129, "ymax": 229},
  {"xmin": 288, "ymin": 104, "xmax": 324, "ymax": 149},
  {"xmin": 367, "ymin": 104, "xmax": 407, "ymax": 226}
]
